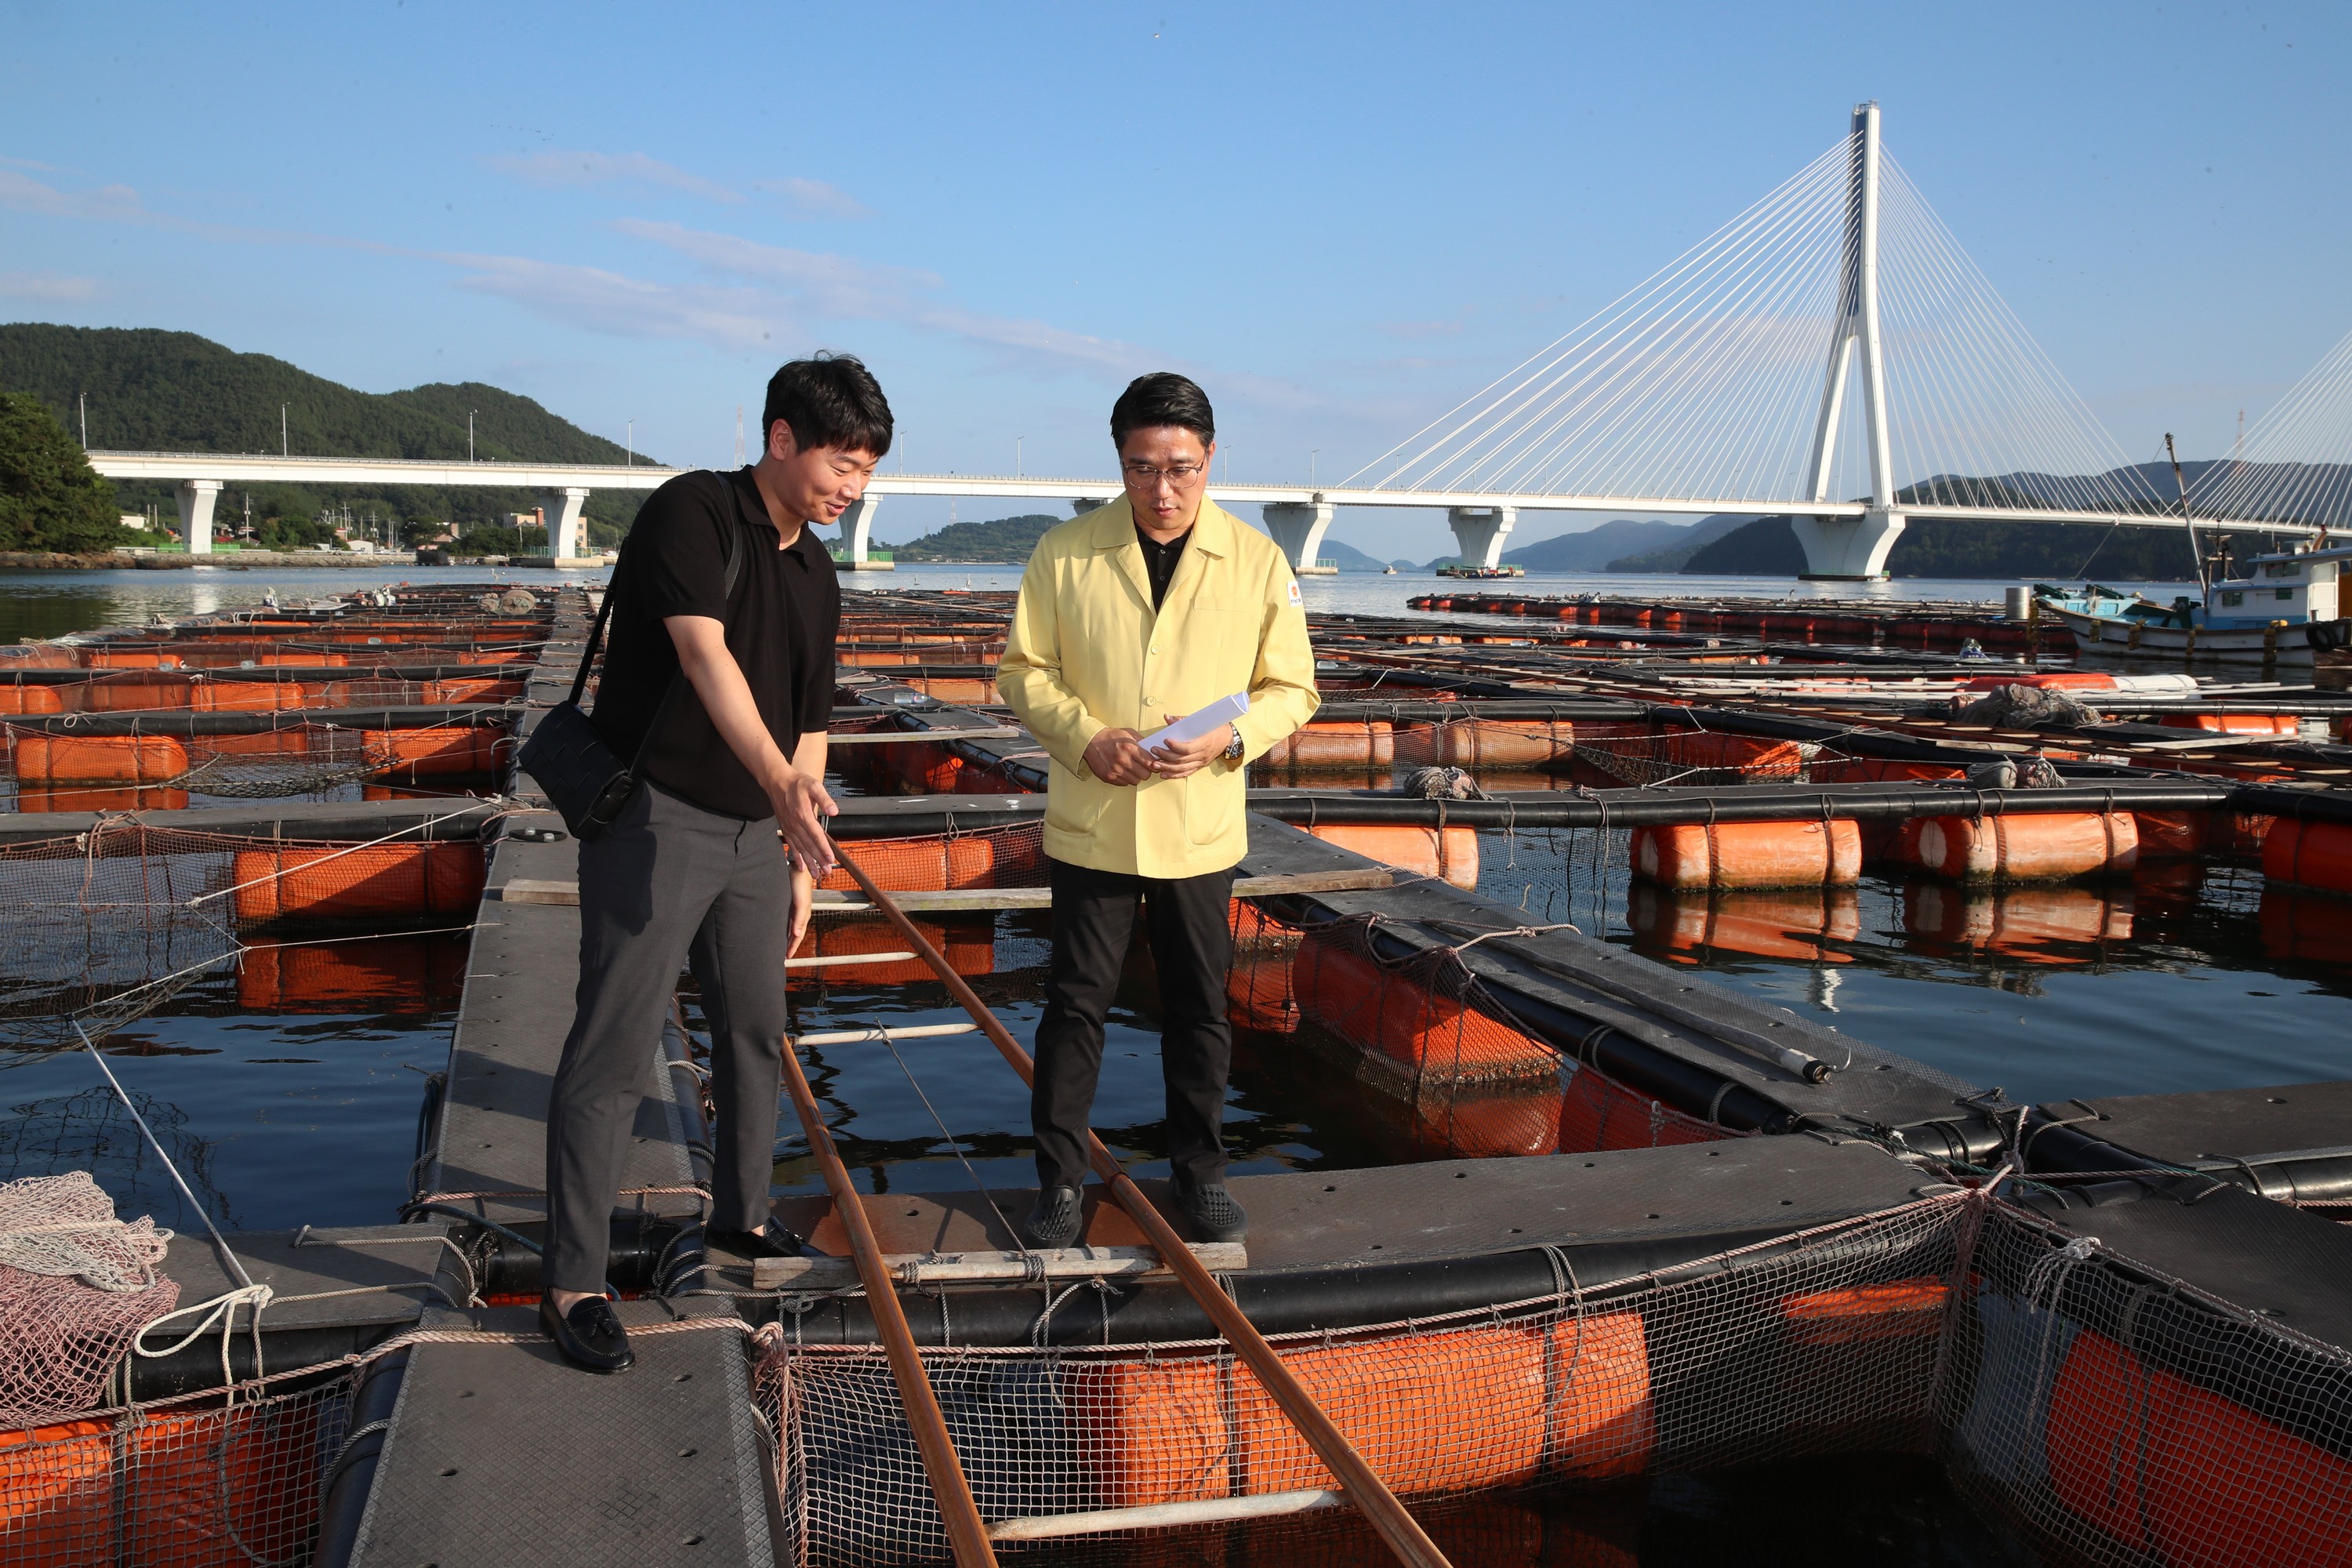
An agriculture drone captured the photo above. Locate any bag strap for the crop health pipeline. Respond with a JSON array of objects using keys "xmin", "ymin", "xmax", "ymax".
[{"xmin": 619, "ymin": 474, "xmax": 749, "ymax": 773}]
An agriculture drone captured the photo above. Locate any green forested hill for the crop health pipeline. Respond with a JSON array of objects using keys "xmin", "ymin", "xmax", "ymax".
[
  {"xmin": 887, "ymin": 513, "xmax": 1064, "ymax": 561},
  {"xmin": 0, "ymin": 324, "xmax": 653, "ymax": 543}
]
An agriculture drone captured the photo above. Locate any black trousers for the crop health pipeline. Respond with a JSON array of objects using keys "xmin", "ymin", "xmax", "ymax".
[{"xmin": 1033, "ymin": 857, "xmax": 1236, "ymax": 1193}]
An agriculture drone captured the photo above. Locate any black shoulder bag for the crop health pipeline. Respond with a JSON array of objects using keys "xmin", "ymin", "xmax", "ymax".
[{"xmin": 517, "ymin": 485, "xmax": 743, "ymax": 840}]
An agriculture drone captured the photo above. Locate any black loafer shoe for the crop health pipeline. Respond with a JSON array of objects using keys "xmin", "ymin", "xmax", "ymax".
[
  {"xmin": 1022, "ymin": 1185, "xmax": 1083, "ymax": 1250},
  {"xmin": 705, "ymin": 1221, "xmax": 808, "ymax": 1261},
  {"xmin": 1174, "ymin": 1181, "xmax": 1247, "ymax": 1243},
  {"xmin": 539, "ymin": 1294, "xmax": 634, "ymax": 1373}
]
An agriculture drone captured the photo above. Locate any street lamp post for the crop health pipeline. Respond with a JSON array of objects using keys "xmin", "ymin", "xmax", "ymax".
[{"xmin": 468, "ymin": 411, "xmax": 476, "ymax": 464}]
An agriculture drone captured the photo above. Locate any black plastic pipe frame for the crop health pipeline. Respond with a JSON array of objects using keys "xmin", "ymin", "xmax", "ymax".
[{"xmin": 1247, "ymin": 779, "xmax": 2234, "ymax": 830}]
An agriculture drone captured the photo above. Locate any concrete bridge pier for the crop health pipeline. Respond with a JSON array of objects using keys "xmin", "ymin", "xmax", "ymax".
[
  {"xmin": 174, "ymin": 479, "xmax": 223, "ymax": 555},
  {"xmin": 539, "ymin": 488, "xmax": 590, "ymax": 562},
  {"xmin": 1447, "ymin": 505, "xmax": 1518, "ymax": 570},
  {"xmin": 1791, "ymin": 506, "xmax": 1905, "ymax": 580},
  {"xmin": 1262, "ymin": 501, "xmax": 1338, "ymax": 574},
  {"xmin": 836, "ymin": 495, "xmax": 892, "ymax": 570}
]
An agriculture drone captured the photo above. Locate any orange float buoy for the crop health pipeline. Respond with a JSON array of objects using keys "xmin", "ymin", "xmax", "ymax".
[
  {"xmin": 1808, "ymin": 757, "xmax": 1965, "ymax": 784},
  {"xmin": 1259, "ymin": 720, "xmax": 1396, "ymax": 769},
  {"xmin": 189, "ymin": 681, "xmax": 308, "ymax": 712},
  {"xmin": 128, "ymin": 1400, "xmax": 329, "ymax": 1567},
  {"xmin": 0, "ymin": 684, "xmax": 65, "ymax": 715},
  {"xmin": 1559, "ymin": 1060, "xmax": 1726, "ymax": 1152},
  {"xmin": 78, "ymin": 677, "xmax": 194, "ymax": 712},
  {"xmin": 0, "ymin": 1416, "xmax": 115, "ymax": 1561},
  {"xmin": 815, "ymin": 830, "xmax": 1027, "ymax": 893},
  {"xmin": 2131, "ymin": 811, "xmax": 2212, "ymax": 859},
  {"xmin": 1777, "ymin": 1276, "xmax": 1947, "ymax": 1347},
  {"xmin": 365, "ymin": 727, "xmax": 503, "ymax": 778},
  {"xmin": 10, "ymin": 732, "xmax": 189, "ymax": 783},
  {"xmin": 2047, "ymin": 1330, "xmax": 2352, "ymax": 1568},
  {"xmin": 1073, "ymin": 1313, "xmax": 1651, "ymax": 1509},
  {"xmin": 1392, "ymin": 719, "xmax": 1573, "ymax": 769},
  {"xmin": 423, "ymin": 677, "xmax": 524, "ymax": 705},
  {"xmin": 2160, "ymin": 712, "xmax": 2299, "ymax": 735},
  {"xmin": 1291, "ymin": 933, "xmax": 1553, "ymax": 1080},
  {"xmin": 1407, "ymin": 1083, "xmax": 1563, "ymax": 1159},
  {"xmin": 1892, "ymin": 812, "xmax": 2137, "ymax": 882},
  {"xmin": 2262, "ymin": 817, "xmax": 2352, "ymax": 895},
  {"xmin": 1958, "ymin": 670, "xmax": 2115, "ymax": 692},
  {"xmin": 800, "ymin": 917, "xmax": 994, "ymax": 984},
  {"xmin": 230, "ymin": 841, "xmax": 488, "ymax": 923},
  {"xmin": 1307, "ymin": 822, "xmax": 1479, "ymax": 889},
  {"xmin": 1632, "ymin": 820, "xmax": 1860, "ymax": 890}
]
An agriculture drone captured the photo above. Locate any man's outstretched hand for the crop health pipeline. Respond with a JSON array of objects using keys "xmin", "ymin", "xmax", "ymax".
[
  {"xmin": 1083, "ymin": 727, "xmax": 1156, "ymax": 786},
  {"xmin": 767, "ymin": 765, "xmax": 839, "ymax": 874}
]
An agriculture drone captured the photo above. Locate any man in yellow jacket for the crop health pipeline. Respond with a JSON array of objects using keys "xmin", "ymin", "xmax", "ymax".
[{"xmin": 1001, "ymin": 373, "xmax": 1318, "ymax": 1247}]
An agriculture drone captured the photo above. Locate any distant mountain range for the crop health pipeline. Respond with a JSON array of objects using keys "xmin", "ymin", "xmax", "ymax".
[
  {"xmin": 1399, "ymin": 514, "xmax": 1755, "ymax": 574},
  {"xmin": 1682, "ymin": 515, "xmax": 2223, "ymax": 580}
]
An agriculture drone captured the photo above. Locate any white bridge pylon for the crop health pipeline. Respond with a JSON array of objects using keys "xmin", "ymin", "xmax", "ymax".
[{"xmin": 1345, "ymin": 100, "xmax": 2233, "ymax": 579}]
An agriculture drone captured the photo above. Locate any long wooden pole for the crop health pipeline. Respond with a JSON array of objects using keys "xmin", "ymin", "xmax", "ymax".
[
  {"xmin": 833, "ymin": 845, "xmax": 1454, "ymax": 1568},
  {"xmin": 775, "ymin": 1031, "xmax": 1000, "ymax": 1567}
]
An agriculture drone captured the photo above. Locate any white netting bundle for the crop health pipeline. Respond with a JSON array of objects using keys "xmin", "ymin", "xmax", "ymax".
[{"xmin": 0, "ymin": 1172, "xmax": 179, "ymax": 1428}]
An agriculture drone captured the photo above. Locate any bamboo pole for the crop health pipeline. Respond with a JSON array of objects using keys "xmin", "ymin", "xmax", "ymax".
[
  {"xmin": 833, "ymin": 844, "xmax": 1454, "ymax": 1568},
  {"xmin": 775, "ymin": 1029, "xmax": 999, "ymax": 1566}
]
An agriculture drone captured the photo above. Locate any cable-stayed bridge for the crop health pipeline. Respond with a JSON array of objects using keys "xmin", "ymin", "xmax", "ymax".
[{"xmin": 85, "ymin": 103, "xmax": 2352, "ymax": 577}]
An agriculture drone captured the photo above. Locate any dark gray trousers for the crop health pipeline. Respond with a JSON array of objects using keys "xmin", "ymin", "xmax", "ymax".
[{"xmin": 543, "ymin": 782, "xmax": 791, "ymax": 1294}]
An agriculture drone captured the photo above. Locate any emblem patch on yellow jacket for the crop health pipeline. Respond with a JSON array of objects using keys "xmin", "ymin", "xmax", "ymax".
[{"xmin": 1286, "ymin": 578, "xmax": 1302, "ymax": 607}]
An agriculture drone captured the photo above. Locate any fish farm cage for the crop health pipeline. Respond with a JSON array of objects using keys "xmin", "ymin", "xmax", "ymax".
[{"xmin": 0, "ymin": 576, "xmax": 2348, "ymax": 1566}]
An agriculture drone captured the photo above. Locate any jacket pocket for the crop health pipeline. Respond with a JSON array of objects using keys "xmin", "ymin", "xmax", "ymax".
[
  {"xmin": 1181, "ymin": 767, "xmax": 1241, "ymax": 848},
  {"xmin": 1045, "ymin": 760, "xmax": 1112, "ymax": 837}
]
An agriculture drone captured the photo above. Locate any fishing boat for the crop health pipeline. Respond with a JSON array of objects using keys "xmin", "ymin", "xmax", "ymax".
[
  {"xmin": 2036, "ymin": 540, "xmax": 2352, "ymax": 668},
  {"xmin": 1434, "ymin": 562, "xmax": 1525, "ymax": 579}
]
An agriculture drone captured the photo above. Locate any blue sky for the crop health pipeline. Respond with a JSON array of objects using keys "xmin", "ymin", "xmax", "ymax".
[{"xmin": 4, "ymin": 1, "xmax": 2347, "ymax": 555}]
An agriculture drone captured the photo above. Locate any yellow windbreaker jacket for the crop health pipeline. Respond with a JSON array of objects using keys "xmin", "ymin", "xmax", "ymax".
[{"xmin": 1000, "ymin": 495, "xmax": 1319, "ymax": 878}]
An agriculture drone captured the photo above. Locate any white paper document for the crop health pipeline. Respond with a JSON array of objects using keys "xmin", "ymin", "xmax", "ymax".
[{"xmin": 1142, "ymin": 691, "xmax": 1250, "ymax": 756}]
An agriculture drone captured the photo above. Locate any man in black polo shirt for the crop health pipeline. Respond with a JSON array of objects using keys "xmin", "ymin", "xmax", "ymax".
[{"xmin": 539, "ymin": 354, "xmax": 889, "ymax": 1372}]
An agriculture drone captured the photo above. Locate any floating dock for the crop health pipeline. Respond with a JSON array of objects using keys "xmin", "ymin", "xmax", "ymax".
[{"xmin": 1, "ymin": 579, "xmax": 2348, "ymax": 1566}]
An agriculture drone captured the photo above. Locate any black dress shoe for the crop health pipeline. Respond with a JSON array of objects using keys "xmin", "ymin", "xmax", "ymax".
[
  {"xmin": 539, "ymin": 1294, "xmax": 634, "ymax": 1373},
  {"xmin": 704, "ymin": 1221, "xmax": 807, "ymax": 1261},
  {"xmin": 1022, "ymin": 1185, "xmax": 1083, "ymax": 1250},
  {"xmin": 1174, "ymin": 1181, "xmax": 1248, "ymax": 1243}
]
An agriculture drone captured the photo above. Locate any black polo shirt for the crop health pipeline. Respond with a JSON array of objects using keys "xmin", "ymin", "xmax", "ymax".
[
  {"xmin": 590, "ymin": 467, "xmax": 839, "ymax": 820},
  {"xmin": 1136, "ymin": 523, "xmax": 1190, "ymax": 608}
]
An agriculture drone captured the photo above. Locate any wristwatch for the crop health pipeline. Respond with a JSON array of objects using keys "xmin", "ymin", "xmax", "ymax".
[{"xmin": 1223, "ymin": 724, "xmax": 1245, "ymax": 760}]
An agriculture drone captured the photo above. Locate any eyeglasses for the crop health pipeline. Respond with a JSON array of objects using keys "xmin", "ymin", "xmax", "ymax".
[{"xmin": 1123, "ymin": 461, "xmax": 1206, "ymax": 487}]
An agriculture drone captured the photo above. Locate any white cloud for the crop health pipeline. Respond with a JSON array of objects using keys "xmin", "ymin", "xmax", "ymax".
[
  {"xmin": 444, "ymin": 253, "xmax": 779, "ymax": 350},
  {"xmin": 485, "ymin": 150, "xmax": 743, "ymax": 205},
  {"xmin": 753, "ymin": 176, "xmax": 873, "ymax": 220},
  {"xmin": 614, "ymin": 219, "xmax": 1156, "ymax": 376},
  {"xmin": 0, "ymin": 270, "xmax": 99, "ymax": 302},
  {"xmin": 0, "ymin": 169, "xmax": 146, "ymax": 222}
]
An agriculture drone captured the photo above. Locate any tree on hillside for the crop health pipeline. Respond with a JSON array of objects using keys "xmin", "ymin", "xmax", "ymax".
[{"xmin": 0, "ymin": 392, "xmax": 127, "ymax": 554}]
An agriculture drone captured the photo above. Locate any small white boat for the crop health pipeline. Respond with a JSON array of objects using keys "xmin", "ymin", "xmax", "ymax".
[{"xmin": 2038, "ymin": 542, "xmax": 2352, "ymax": 670}]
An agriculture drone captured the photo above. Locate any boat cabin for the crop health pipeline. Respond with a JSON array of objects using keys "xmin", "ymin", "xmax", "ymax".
[{"xmin": 2203, "ymin": 541, "xmax": 2352, "ymax": 630}]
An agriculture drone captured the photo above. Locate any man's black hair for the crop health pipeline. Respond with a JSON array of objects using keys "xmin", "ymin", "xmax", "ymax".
[
  {"xmin": 1110, "ymin": 372, "xmax": 1214, "ymax": 449},
  {"xmin": 763, "ymin": 352, "xmax": 894, "ymax": 457}
]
